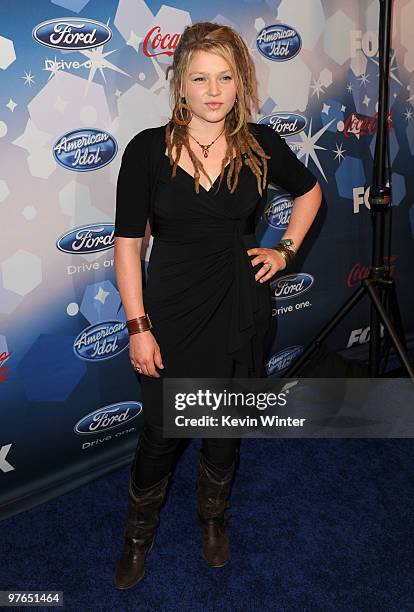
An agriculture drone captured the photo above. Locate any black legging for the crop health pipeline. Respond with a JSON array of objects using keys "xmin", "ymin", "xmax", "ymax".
[
  {"xmin": 133, "ymin": 423, "xmax": 240, "ymax": 488},
  {"xmin": 132, "ymin": 364, "xmax": 241, "ymax": 489}
]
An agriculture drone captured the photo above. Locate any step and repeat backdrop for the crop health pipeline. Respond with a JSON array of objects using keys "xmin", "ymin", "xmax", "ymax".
[{"xmin": 1, "ymin": 0, "xmax": 413, "ymax": 518}]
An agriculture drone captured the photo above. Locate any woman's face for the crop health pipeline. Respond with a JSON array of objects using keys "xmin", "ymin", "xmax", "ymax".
[{"xmin": 183, "ymin": 50, "xmax": 237, "ymax": 126}]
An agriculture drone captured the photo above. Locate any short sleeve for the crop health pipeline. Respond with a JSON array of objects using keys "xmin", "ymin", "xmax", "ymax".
[
  {"xmin": 251, "ymin": 123, "xmax": 317, "ymax": 198},
  {"xmin": 114, "ymin": 132, "xmax": 151, "ymax": 238}
]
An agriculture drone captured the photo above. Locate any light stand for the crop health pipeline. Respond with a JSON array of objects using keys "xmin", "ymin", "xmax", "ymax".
[{"xmin": 283, "ymin": 0, "xmax": 414, "ymax": 379}]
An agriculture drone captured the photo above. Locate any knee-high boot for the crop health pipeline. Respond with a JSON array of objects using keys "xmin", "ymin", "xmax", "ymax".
[
  {"xmin": 196, "ymin": 448, "xmax": 238, "ymax": 568},
  {"xmin": 114, "ymin": 465, "xmax": 171, "ymax": 589}
]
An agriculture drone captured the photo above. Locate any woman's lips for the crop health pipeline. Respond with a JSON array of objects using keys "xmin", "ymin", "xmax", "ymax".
[{"xmin": 206, "ymin": 102, "xmax": 223, "ymax": 110}]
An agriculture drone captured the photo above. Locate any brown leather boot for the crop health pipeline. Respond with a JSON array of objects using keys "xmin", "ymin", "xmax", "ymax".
[
  {"xmin": 114, "ymin": 469, "xmax": 171, "ymax": 589},
  {"xmin": 196, "ymin": 449, "xmax": 238, "ymax": 568}
]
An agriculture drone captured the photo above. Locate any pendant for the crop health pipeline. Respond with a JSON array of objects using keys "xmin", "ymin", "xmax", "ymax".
[{"xmin": 201, "ymin": 146, "xmax": 209, "ymax": 158}]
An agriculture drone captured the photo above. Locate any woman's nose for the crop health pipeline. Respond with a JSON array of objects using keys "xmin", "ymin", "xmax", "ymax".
[{"xmin": 207, "ymin": 80, "xmax": 220, "ymax": 96}]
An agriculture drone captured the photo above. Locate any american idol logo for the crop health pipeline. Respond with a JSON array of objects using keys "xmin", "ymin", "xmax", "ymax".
[
  {"xmin": 266, "ymin": 346, "xmax": 304, "ymax": 375},
  {"xmin": 265, "ymin": 193, "xmax": 293, "ymax": 230},
  {"xmin": 74, "ymin": 321, "xmax": 129, "ymax": 361},
  {"xmin": 271, "ymin": 273, "xmax": 314, "ymax": 300},
  {"xmin": 75, "ymin": 402, "xmax": 142, "ymax": 435},
  {"xmin": 256, "ymin": 24, "xmax": 302, "ymax": 61},
  {"xmin": 33, "ymin": 18, "xmax": 112, "ymax": 50},
  {"xmin": 258, "ymin": 113, "xmax": 307, "ymax": 138},
  {"xmin": 53, "ymin": 129, "xmax": 117, "ymax": 172},
  {"xmin": 57, "ymin": 223, "xmax": 114, "ymax": 254}
]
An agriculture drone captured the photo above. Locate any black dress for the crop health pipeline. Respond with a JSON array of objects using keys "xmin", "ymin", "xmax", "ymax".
[{"xmin": 115, "ymin": 122, "xmax": 317, "ymax": 404}]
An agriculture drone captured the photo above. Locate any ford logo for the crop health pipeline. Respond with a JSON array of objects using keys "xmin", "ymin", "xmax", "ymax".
[
  {"xmin": 75, "ymin": 401, "xmax": 142, "ymax": 435},
  {"xmin": 256, "ymin": 24, "xmax": 302, "ymax": 62},
  {"xmin": 74, "ymin": 320, "xmax": 129, "ymax": 361},
  {"xmin": 258, "ymin": 113, "xmax": 307, "ymax": 138},
  {"xmin": 266, "ymin": 346, "xmax": 304, "ymax": 375},
  {"xmin": 32, "ymin": 18, "xmax": 112, "ymax": 50},
  {"xmin": 271, "ymin": 273, "xmax": 314, "ymax": 301},
  {"xmin": 57, "ymin": 223, "xmax": 114, "ymax": 254},
  {"xmin": 265, "ymin": 193, "xmax": 293, "ymax": 230},
  {"xmin": 53, "ymin": 128, "xmax": 117, "ymax": 172}
]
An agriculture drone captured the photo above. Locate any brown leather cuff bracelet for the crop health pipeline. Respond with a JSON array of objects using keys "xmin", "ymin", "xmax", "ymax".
[{"xmin": 126, "ymin": 314, "xmax": 152, "ymax": 335}]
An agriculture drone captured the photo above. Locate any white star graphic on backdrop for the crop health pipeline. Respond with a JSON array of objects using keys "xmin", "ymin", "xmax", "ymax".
[
  {"xmin": 21, "ymin": 70, "xmax": 35, "ymax": 86},
  {"xmin": 346, "ymin": 83, "xmax": 353, "ymax": 93},
  {"xmin": 94, "ymin": 287, "xmax": 109, "ymax": 305},
  {"xmin": 126, "ymin": 30, "xmax": 141, "ymax": 51},
  {"xmin": 310, "ymin": 78, "xmax": 325, "ymax": 99},
  {"xmin": 363, "ymin": 95, "xmax": 371, "ymax": 107},
  {"xmin": 148, "ymin": 55, "xmax": 169, "ymax": 94},
  {"xmin": 290, "ymin": 118, "xmax": 335, "ymax": 182},
  {"xmin": 12, "ymin": 119, "xmax": 52, "ymax": 152},
  {"xmin": 322, "ymin": 103, "xmax": 330, "ymax": 115},
  {"xmin": 333, "ymin": 143, "xmax": 346, "ymax": 162},
  {"xmin": 358, "ymin": 73, "xmax": 369, "ymax": 86},
  {"xmin": 341, "ymin": 104, "xmax": 346, "ymax": 112},
  {"xmin": 43, "ymin": 57, "xmax": 60, "ymax": 80},
  {"xmin": 371, "ymin": 50, "xmax": 402, "ymax": 87},
  {"xmin": 79, "ymin": 46, "xmax": 131, "ymax": 92},
  {"xmin": 115, "ymin": 89, "xmax": 122, "ymax": 98},
  {"xmin": 404, "ymin": 107, "xmax": 413, "ymax": 121},
  {"xmin": 77, "ymin": 19, "xmax": 131, "ymax": 92},
  {"xmin": 6, "ymin": 98, "xmax": 17, "ymax": 112},
  {"xmin": 54, "ymin": 96, "xmax": 68, "ymax": 113}
]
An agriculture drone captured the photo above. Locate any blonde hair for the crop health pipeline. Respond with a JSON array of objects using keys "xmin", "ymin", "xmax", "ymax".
[{"xmin": 165, "ymin": 22, "xmax": 270, "ymax": 195}]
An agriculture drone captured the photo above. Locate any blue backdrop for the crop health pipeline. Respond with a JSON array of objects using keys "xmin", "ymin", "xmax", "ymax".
[{"xmin": 1, "ymin": 0, "xmax": 413, "ymax": 519}]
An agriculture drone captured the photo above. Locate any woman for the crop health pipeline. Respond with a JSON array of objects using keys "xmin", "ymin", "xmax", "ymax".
[{"xmin": 113, "ymin": 22, "xmax": 322, "ymax": 589}]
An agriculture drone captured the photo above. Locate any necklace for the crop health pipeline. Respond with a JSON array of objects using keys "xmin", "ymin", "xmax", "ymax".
[{"xmin": 188, "ymin": 127, "xmax": 225, "ymax": 158}]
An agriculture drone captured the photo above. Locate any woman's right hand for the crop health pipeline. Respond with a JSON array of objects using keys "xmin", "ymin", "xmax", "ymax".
[{"xmin": 129, "ymin": 331, "xmax": 164, "ymax": 378}]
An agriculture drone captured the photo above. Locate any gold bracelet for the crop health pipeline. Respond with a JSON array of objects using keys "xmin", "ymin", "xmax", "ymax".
[
  {"xmin": 273, "ymin": 246, "xmax": 289, "ymax": 263},
  {"xmin": 126, "ymin": 314, "xmax": 152, "ymax": 335},
  {"xmin": 272, "ymin": 244, "xmax": 295, "ymax": 264}
]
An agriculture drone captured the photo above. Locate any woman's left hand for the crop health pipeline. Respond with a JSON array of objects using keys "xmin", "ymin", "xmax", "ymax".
[{"xmin": 247, "ymin": 247, "xmax": 287, "ymax": 283}]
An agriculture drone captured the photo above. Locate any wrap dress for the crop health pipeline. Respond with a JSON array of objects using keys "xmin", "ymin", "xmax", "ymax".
[{"xmin": 114, "ymin": 121, "xmax": 317, "ymax": 400}]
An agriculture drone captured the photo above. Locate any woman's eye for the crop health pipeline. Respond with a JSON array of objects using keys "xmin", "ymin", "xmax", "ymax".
[{"xmin": 192, "ymin": 76, "xmax": 232, "ymax": 82}]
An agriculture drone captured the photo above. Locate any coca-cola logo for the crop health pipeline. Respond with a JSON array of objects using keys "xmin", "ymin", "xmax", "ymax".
[
  {"xmin": 344, "ymin": 112, "xmax": 393, "ymax": 138},
  {"xmin": 347, "ymin": 256, "xmax": 396, "ymax": 287},
  {"xmin": 142, "ymin": 26, "xmax": 180, "ymax": 57},
  {"xmin": 0, "ymin": 351, "xmax": 11, "ymax": 385}
]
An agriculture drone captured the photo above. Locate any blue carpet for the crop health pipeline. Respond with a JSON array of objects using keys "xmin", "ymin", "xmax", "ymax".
[{"xmin": 0, "ymin": 438, "xmax": 413, "ymax": 612}]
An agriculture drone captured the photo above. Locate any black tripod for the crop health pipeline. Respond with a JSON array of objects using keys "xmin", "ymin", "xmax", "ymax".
[{"xmin": 283, "ymin": 0, "xmax": 414, "ymax": 379}]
